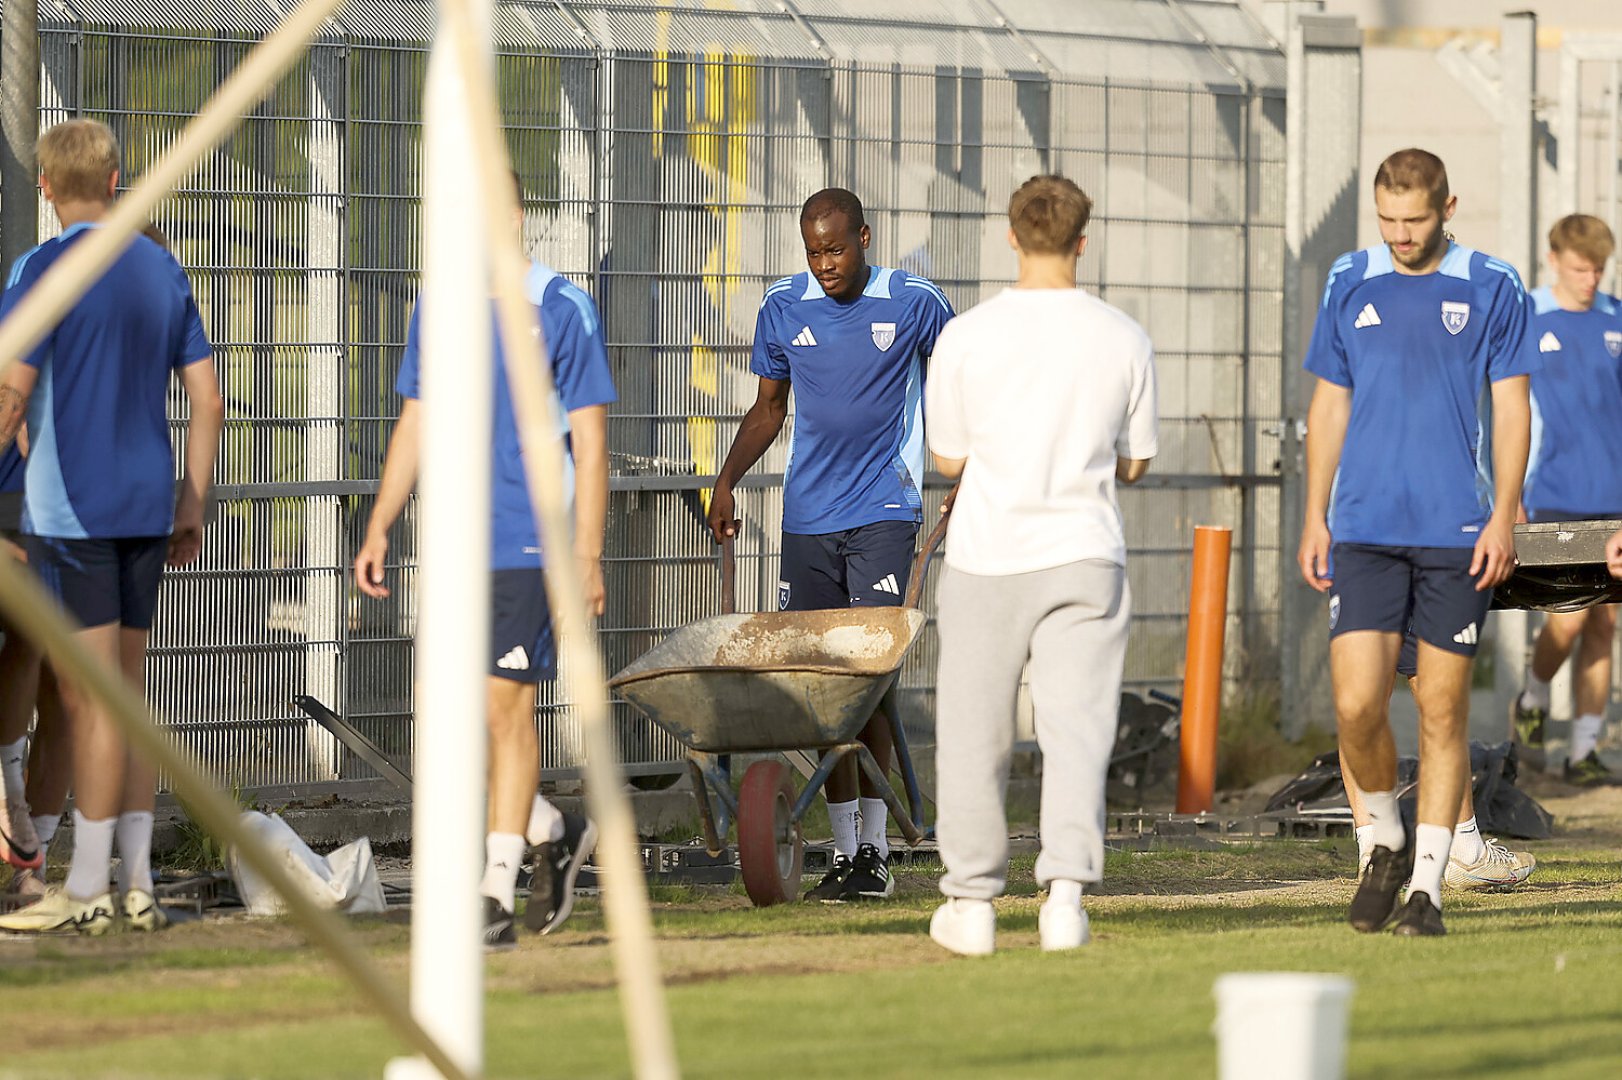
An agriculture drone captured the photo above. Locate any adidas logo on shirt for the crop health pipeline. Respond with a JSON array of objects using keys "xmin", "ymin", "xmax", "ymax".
[
  {"xmin": 872, "ymin": 574, "xmax": 901, "ymax": 596},
  {"xmin": 1353, "ymin": 303, "xmax": 1381, "ymax": 329},
  {"xmin": 792, "ymin": 326, "xmax": 818, "ymax": 347},
  {"xmin": 496, "ymin": 645, "xmax": 530, "ymax": 671},
  {"xmin": 1539, "ymin": 331, "xmax": 1561, "ymax": 353},
  {"xmin": 1453, "ymin": 623, "xmax": 1478, "ymax": 646}
]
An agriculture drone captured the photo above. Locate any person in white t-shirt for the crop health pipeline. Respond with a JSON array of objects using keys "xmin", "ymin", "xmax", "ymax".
[{"xmin": 923, "ymin": 174, "xmax": 1157, "ymax": 956}]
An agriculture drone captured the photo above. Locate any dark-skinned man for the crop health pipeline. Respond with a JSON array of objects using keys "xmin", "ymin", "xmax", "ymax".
[{"xmin": 708, "ymin": 188, "xmax": 953, "ymax": 902}]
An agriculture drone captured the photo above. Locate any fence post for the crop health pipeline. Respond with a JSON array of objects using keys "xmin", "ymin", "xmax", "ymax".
[
  {"xmin": 1, "ymin": 0, "xmax": 40, "ymax": 267},
  {"xmin": 1178, "ymin": 526, "xmax": 1231, "ymax": 815}
]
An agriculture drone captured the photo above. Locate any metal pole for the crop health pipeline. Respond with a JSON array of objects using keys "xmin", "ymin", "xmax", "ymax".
[
  {"xmin": 384, "ymin": 1, "xmax": 493, "ymax": 1077},
  {"xmin": 1499, "ymin": 11, "xmax": 1538, "ymax": 281},
  {"xmin": 1609, "ymin": 60, "xmax": 1621, "ymax": 296},
  {"xmin": 1, "ymin": 0, "xmax": 41, "ymax": 267},
  {"xmin": 1558, "ymin": 46, "xmax": 1580, "ymax": 217}
]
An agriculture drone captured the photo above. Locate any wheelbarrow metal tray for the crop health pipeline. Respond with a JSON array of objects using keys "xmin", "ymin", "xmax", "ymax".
[{"xmin": 609, "ymin": 608, "xmax": 926, "ymax": 753}]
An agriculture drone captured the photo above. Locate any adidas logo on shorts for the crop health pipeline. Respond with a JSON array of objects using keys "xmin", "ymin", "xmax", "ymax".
[
  {"xmin": 496, "ymin": 645, "xmax": 530, "ymax": 670},
  {"xmin": 1453, "ymin": 623, "xmax": 1478, "ymax": 646},
  {"xmin": 872, "ymin": 574, "xmax": 900, "ymax": 596},
  {"xmin": 1353, "ymin": 303, "xmax": 1381, "ymax": 329}
]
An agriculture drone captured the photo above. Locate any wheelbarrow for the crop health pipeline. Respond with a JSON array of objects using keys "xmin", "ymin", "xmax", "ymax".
[{"xmin": 608, "ymin": 510, "xmax": 950, "ymax": 906}]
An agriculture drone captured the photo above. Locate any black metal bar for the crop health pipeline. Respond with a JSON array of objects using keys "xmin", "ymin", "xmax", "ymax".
[{"xmin": 292, "ymin": 695, "xmax": 413, "ymax": 795}]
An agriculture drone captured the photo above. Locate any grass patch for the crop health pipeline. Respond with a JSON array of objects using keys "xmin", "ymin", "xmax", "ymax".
[
  {"xmin": 1217, "ymin": 675, "xmax": 1337, "ymax": 791},
  {"xmin": 2, "ymin": 838, "xmax": 1619, "ymax": 1078}
]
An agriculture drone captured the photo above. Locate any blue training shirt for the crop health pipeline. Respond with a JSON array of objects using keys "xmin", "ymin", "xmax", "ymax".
[
  {"xmin": 752, "ymin": 267, "xmax": 953, "ymax": 535},
  {"xmin": 1, "ymin": 224, "xmax": 211, "ymax": 539},
  {"xmin": 396, "ymin": 262, "xmax": 616, "ymax": 571},
  {"xmin": 1523, "ymin": 287, "xmax": 1622, "ymax": 520},
  {"xmin": 1304, "ymin": 241, "xmax": 1538, "ymax": 548}
]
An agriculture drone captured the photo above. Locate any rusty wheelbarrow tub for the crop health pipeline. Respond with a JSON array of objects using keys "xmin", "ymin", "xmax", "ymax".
[{"xmin": 608, "ymin": 508, "xmax": 951, "ymax": 907}]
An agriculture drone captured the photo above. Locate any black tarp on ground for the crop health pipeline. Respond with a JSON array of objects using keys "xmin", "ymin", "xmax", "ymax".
[{"xmin": 1265, "ymin": 740, "xmax": 1554, "ymax": 839}]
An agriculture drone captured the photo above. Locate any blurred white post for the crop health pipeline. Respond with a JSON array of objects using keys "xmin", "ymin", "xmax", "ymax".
[{"xmin": 386, "ymin": 1, "xmax": 493, "ymax": 1077}]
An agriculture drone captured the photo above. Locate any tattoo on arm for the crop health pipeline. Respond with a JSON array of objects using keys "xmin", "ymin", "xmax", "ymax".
[{"xmin": 0, "ymin": 385, "xmax": 25, "ymax": 449}]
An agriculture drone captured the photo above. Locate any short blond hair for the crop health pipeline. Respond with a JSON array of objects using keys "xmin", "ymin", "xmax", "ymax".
[
  {"xmin": 1548, "ymin": 213, "xmax": 1615, "ymax": 267},
  {"xmin": 38, "ymin": 119, "xmax": 119, "ymax": 203},
  {"xmin": 1008, "ymin": 175, "xmax": 1092, "ymax": 255},
  {"xmin": 1374, "ymin": 148, "xmax": 1449, "ymax": 212}
]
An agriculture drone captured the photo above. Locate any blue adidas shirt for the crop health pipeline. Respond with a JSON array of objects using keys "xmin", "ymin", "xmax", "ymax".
[
  {"xmin": 396, "ymin": 262, "xmax": 616, "ymax": 571},
  {"xmin": 751, "ymin": 267, "xmax": 953, "ymax": 535},
  {"xmin": 1523, "ymin": 287, "xmax": 1622, "ymax": 520},
  {"xmin": 1, "ymin": 224, "xmax": 211, "ymax": 539},
  {"xmin": 1304, "ymin": 242, "xmax": 1538, "ymax": 548}
]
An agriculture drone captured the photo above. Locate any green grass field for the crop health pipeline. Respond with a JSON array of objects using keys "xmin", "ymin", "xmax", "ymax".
[{"xmin": 2, "ymin": 803, "xmax": 1619, "ymax": 1079}]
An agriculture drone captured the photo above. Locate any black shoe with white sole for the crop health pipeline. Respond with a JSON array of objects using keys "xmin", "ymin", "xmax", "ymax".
[
  {"xmin": 523, "ymin": 812, "xmax": 597, "ymax": 935},
  {"xmin": 806, "ymin": 854, "xmax": 853, "ymax": 903},
  {"xmin": 840, "ymin": 843, "xmax": 895, "ymax": 901},
  {"xmin": 484, "ymin": 895, "xmax": 517, "ymax": 951}
]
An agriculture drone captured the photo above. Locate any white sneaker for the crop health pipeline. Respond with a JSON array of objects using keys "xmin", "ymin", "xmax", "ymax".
[
  {"xmin": 929, "ymin": 898, "xmax": 994, "ymax": 956},
  {"xmin": 0, "ymin": 885, "xmax": 115, "ymax": 935},
  {"xmin": 1039, "ymin": 901, "xmax": 1091, "ymax": 951},
  {"xmin": 121, "ymin": 888, "xmax": 170, "ymax": 932},
  {"xmin": 1444, "ymin": 837, "xmax": 1535, "ymax": 890}
]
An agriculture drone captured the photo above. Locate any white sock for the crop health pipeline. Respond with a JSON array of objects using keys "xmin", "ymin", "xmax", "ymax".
[
  {"xmin": 857, "ymin": 797, "xmax": 890, "ymax": 858},
  {"xmin": 525, "ymin": 793, "xmax": 564, "ymax": 846},
  {"xmin": 1520, "ymin": 675, "xmax": 1551, "ymax": 712},
  {"xmin": 65, "ymin": 811, "xmax": 115, "ymax": 900},
  {"xmin": 1571, "ymin": 714, "xmax": 1604, "ymax": 762},
  {"xmin": 1450, "ymin": 815, "xmax": 1486, "ymax": 865},
  {"xmin": 1358, "ymin": 789, "xmax": 1405, "ymax": 851},
  {"xmin": 32, "ymin": 813, "xmax": 60, "ymax": 846},
  {"xmin": 1047, "ymin": 878, "xmax": 1083, "ymax": 909},
  {"xmin": 828, "ymin": 800, "xmax": 858, "ymax": 859},
  {"xmin": 0, "ymin": 737, "xmax": 26, "ymax": 794},
  {"xmin": 1354, "ymin": 823, "xmax": 1375, "ymax": 863},
  {"xmin": 114, "ymin": 811, "xmax": 155, "ymax": 894},
  {"xmin": 1408, "ymin": 822, "xmax": 1452, "ymax": 908},
  {"xmin": 480, "ymin": 832, "xmax": 526, "ymax": 912}
]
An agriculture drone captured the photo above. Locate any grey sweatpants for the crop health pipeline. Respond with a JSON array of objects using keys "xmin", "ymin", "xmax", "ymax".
[{"xmin": 935, "ymin": 559, "xmax": 1130, "ymax": 900}]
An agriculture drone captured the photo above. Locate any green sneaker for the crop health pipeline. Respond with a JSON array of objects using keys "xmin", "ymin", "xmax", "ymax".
[
  {"xmin": 1564, "ymin": 751, "xmax": 1620, "ymax": 787},
  {"xmin": 1511, "ymin": 697, "xmax": 1547, "ymax": 748}
]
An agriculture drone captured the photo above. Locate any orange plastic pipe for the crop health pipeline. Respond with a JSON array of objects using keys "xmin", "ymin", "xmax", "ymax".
[{"xmin": 1176, "ymin": 526, "xmax": 1232, "ymax": 814}]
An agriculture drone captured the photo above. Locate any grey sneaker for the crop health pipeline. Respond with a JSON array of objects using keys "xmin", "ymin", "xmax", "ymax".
[{"xmin": 1444, "ymin": 838, "xmax": 1535, "ymax": 890}]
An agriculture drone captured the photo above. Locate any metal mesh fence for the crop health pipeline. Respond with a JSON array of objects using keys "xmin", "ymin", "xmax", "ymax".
[{"xmin": 12, "ymin": 0, "xmax": 1287, "ymax": 792}]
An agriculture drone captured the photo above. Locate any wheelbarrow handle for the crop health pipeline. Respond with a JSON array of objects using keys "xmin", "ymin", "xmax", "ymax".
[
  {"xmin": 904, "ymin": 487, "xmax": 956, "ymax": 610},
  {"xmin": 720, "ymin": 534, "xmax": 737, "ymax": 615}
]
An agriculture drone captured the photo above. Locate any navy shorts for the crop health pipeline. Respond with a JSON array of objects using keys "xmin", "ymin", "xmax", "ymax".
[
  {"xmin": 778, "ymin": 520, "xmax": 918, "ymax": 611},
  {"xmin": 1328, "ymin": 543, "xmax": 1491, "ymax": 660},
  {"xmin": 490, "ymin": 569, "xmax": 557, "ymax": 683},
  {"xmin": 24, "ymin": 535, "xmax": 168, "ymax": 630}
]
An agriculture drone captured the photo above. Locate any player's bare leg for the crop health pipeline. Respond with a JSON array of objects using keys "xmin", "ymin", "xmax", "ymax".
[
  {"xmin": 16, "ymin": 668, "xmax": 73, "ymax": 895},
  {"xmin": 55, "ymin": 623, "xmax": 125, "ymax": 917},
  {"xmin": 1566, "ymin": 604, "xmax": 1617, "ymax": 784},
  {"xmin": 481, "ymin": 676, "xmax": 540, "ymax": 947},
  {"xmin": 1397, "ymin": 640, "xmax": 1475, "ymax": 932},
  {"xmin": 1514, "ymin": 609, "xmax": 1585, "ymax": 747},
  {"xmin": 0, "ymin": 631, "xmax": 43, "ymax": 868}
]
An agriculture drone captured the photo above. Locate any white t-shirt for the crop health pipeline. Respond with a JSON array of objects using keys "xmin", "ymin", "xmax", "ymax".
[{"xmin": 925, "ymin": 287, "xmax": 1158, "ymax": 576}]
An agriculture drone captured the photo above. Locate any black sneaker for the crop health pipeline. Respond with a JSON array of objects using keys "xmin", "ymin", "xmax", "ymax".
[
  {"xmin": 484, "ymin": 896, "xmax": 517, "ymax": 951},
  {"xmin": 1511, "ymin": 697, "xmax": 1547, "ymax": 748},
  {"xmin": 523, "ymin": 812, "xmax": 597, "ymax": 935},
  {"xmin": 806, "ymin": 853, "xmax": 853, "ymax": 903},
  {"xmin": 1564, "ymin": 751, "xmax": 1620, "ymax": 787},
  {"xmin": 840, "ymin": 843, "xmax": 895, "ymax": 901},
  {"xmin": 1348, "ymin": 841, "xmax": 1413, "ymax": 932},
  {"xmin": 1391, "ymin": 891, "xmax": 1446, "ymax": 936}
]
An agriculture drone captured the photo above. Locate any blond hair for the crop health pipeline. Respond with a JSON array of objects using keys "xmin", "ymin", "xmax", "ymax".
[
  {"xmin": 1374, "ymin": 148, "xmax": 1449, "ymax": 211},
  {"xmin": 1008, "ymin": 175, "xmax": 1092, "ymax": 255},
  {"xmin": 1548, "ymin": 213, "xmax": 1615, "ymax": 266},
  {"xmin": 37, "ymin": 119, "xmax": 119, "ymax": 203}
]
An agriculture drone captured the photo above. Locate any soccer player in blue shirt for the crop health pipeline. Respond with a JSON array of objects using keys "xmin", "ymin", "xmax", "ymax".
[
  {"xmin": 1299, "ymin": 148, "xmax": 1534, "ymax": 936},
  {"xmin": 0, "ymin": 119, "xmax": 225, "ymax": 935},
  {"xmin": 1510, "ymin": 214, "xmax": 1622, "ymax": 787},
  {"xmin": 354, "ymin": 177, "xmax": 614, "ymax": 948},
  {"xmin": 707, "ymin": 188, "xmax": 953, "ymax": 902}
]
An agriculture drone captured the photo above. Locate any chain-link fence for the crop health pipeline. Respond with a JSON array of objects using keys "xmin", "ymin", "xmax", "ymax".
[{"xmin": 9, "ymin": 0, "xmax": 1288, "ymax": 794}]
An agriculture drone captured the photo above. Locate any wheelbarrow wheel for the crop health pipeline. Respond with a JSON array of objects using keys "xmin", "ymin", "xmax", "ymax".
[{"xmin": 737, "ymin": 759, "xmax": 803, "ymax": 906}]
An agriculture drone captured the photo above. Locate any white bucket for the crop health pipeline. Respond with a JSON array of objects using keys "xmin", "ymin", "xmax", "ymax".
[{"xmin": 1213, "ymin": 972, "xmax": 1355, "ymax": 1080}]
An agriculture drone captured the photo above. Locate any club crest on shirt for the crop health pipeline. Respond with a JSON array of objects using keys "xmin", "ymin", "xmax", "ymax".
[
  {"xmin": 871, "ymin": 322, "xmax": 896, "ymax": 351},
  {"xmin": 1606, "ymin": 330, "xmax": 1622, "ymax": 359},
  {"xmin": 1440, "ymin": 301, "xmax": 1470, "ymax": 336}
]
